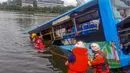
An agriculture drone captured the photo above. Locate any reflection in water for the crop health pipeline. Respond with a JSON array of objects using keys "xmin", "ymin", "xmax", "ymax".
[
  {"xmin": 16, "ymin": 18, "xmax": 34, "ymax": 31},
  {"xmin": 15, "ymin": 13, "xmax": 53, "ymax": 31}
]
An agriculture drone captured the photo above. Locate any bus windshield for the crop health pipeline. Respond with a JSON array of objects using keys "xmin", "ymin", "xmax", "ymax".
[{"xmin": 111, "ymin": 0, "xmax": 130, "ymax": 19}]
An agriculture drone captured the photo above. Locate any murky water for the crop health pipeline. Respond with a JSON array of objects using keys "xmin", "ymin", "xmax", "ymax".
[{"xmin": 0, "ymin": 11, "xmax": 59, "ymax": 73}]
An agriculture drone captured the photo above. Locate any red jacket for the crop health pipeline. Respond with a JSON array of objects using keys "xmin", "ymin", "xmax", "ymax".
[
  {"xmin": 36, "ymin": 38, "xmax": 42, "ymax": 43},
  {"xmin": 34, "ymin": 43, "xmax": 45, "ymax": 50},
  {"xmin": 38, "ymin": 43, "xmax": 45, "ymax": 50},
  {"xmin": 33, "ymin": 37, "xmax": 45, "ymax": 50},
  {"xmin": 90, "ymin": 51, "xmax": 109, "ymax": 73},
  {"xmin": 68, "ymin": 47, "xmax": 88, "ymax": 73}
]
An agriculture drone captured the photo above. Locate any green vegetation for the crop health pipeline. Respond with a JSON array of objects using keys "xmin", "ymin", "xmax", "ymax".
[
  {"xmin": 0, "ymin": 3, "xmax": 75, "ymax": 14},
  {"xmin": 108, "ymin": 59, "xmax": 121, "ymax": 68}
]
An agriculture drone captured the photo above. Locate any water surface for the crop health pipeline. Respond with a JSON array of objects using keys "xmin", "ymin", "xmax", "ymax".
[{"xmin": 0, "ymin": 11, "xmax": 59, "ymax": 73}]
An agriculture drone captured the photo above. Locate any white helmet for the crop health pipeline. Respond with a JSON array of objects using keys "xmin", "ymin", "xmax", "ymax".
[
  {"xmin": 90, "ymin": 43, "xmax": 100, "ymax": 51},
  {"xmin": 74, "ymin": 41, "xmax": 85, "ymax": 48}
]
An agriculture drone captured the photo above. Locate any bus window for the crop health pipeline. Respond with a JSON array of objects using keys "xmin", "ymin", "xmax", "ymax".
[
  {"xmin": 41, "ymin": 29, "xmax": 52, "ymax": 41},
  {"xmin": 117, "ymin": 18, "xmax": 130, "ymax": 54},
  {"xmin": 66, "ymin": 27, "xmax": 72, "ymax": 33},
  {"xmin": 52, "ymin": 40, "xmax": 64, "ymax": 45},
  {"xmin": 111, "ymin": 0, "xmax": 130, "ymax": 19},
  {"xmin": 61, "ymin": 38, "xmax": 76, "ymax": 45},
  {"xmin": 54, "ymin": 27, "xmax": 62, "ymax": 39},
  {"xmin": 74, "ymin": 7, "xmax": 105, "ymax": 42}
]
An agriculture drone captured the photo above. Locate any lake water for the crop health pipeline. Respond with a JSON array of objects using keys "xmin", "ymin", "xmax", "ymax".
[{"xmin": 0, "ymin": 11, "xmax": 62, "ymax": 73}]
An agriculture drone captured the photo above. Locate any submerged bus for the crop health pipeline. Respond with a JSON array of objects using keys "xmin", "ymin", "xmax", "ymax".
[{"xmin": 28, "ymin": 0, "xmax": 130, "ymax": 68}]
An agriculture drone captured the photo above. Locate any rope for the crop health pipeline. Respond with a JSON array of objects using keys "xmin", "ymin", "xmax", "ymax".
[
  {"xmin": 47, "ymin": 46, "xmax": 68, "ymax": 59},
  {"xmin": 49, "ymin": 50, "xmax": 68, "ymax": 59}
]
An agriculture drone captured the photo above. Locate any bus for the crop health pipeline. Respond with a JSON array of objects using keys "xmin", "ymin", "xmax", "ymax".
[{"xmin": 28, "ymin": 0, "xmax": 130, "ymax": 69}]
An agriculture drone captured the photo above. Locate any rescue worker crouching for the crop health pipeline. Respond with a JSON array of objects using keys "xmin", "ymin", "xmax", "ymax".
[
  {"xmin": 88, "ymin": 43, "xmax": 109, "ymax": 73},
  {"xmin": 65, "ymin": 41, "xmax": 88, "ymax": 73},
  {"xmin": 33, "ymin": 35, "xmax": 45, "ymax": 53}
]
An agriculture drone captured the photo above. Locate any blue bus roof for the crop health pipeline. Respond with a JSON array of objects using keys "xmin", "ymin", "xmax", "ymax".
[{"xmin": 27, "ymin": 0, "xmax": 95, "ymax": 34}]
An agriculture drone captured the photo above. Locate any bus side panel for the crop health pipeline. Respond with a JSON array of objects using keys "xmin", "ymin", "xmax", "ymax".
[
  {"xmin": 98, "ymin": 0, "xmax": 118, "ymax": 42},
  {"xmin": 59, "ymin": 41, "xmax": 121, "ymax": 68},
  {"xmin": 98, "ymin": 0, "xmax": 130, "ymax": 67}
]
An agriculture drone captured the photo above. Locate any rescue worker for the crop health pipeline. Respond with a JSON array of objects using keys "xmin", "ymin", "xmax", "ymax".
[
  {"xmin": 88, "ymin": 43, "xmax": 109, "ymax": 73},
  {"xmin": 65, "ymin": 41, "xmax": 88, "ymax": 73},
  {"xmin": 29, "ymin": 33, "xmax": 37, "ymax": 41},
  {"xmin": 32, "ymin": 34, "xmax": 45, "ymax": 52}
]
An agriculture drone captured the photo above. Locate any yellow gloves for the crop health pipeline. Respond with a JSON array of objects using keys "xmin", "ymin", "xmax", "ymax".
[{"xmin": 88, "ymin": 60, "xmax": 92, "ymax": 66}]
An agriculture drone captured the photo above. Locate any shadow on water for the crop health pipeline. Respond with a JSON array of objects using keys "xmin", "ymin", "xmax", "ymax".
[{"xmin": 39, "ymin": 47, "xmax": 68, "ymax": 73}]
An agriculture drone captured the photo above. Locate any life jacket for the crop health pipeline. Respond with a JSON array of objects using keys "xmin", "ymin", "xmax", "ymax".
[
  {"xmin": 34, "ymin": 42, "xmax": 45, "ymax": 50},
  {"xmin": 34, "ymin": 43, "xmax": 39, "ymax": 48},
  {"xmin": 92, "ymin": 51, "xmax": 109, "ymax": 71},
  {"xmin": 33, "ymin": 37, "xmax": 38, "ymax": 42},
  {"xmin": 38, "ymin": 43, "xmax": 45, "ymax": 50},
  {"xmin": 35, "ymin": 38, "xmax": 42, "ymax": 44},
  {"xmin": 69, "ymin": 47, "xmax": 88, "ymax": 72}
]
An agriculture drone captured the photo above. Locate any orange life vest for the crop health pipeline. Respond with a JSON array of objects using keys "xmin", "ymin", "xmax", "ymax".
[
  {"xmin": 91, "ymin": 51, "xmax": 109, "ymax": 73},
  {"xmin": 38, "ymin": 43, "xmax": 45, "ymax": 50},
  {"xmin": 34, "ymin": 38, "xmax": 42, "ymax": 44},
  {"xmin": 69, "ymin": 47, "xmax": 88, "ymax": 72}
]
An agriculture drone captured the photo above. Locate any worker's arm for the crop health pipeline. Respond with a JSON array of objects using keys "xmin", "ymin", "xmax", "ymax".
[
  {"xmin": 65, "ymin": 53, "xmax": 75, "ymax": 66},
  {"xmin": 65, "ymin": 61, "xmax": 69, "ymax": 66},
  {"xmin": 90, "ymin": 54, "xmax": 104, "ymax": 65}
]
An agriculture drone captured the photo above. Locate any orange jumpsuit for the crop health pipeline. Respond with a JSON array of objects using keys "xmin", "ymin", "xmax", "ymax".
[
  {"xmin": 34, "ymin": 38, "xmax": 45, "ymax": 50},
  {"xmin": 68, "ymin": 47, "xmax": 88, "ymax": 73},
  {"xmin": 90, "ymin": 51, "xmax": 109, "ymax": 73}
]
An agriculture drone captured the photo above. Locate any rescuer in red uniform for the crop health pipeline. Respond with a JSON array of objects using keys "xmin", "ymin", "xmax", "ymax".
[
  {"xmin": 33, "ymin": 36, "xmax": 45, "ymax": 52},
  {"xmin": 88, "ymin": 43, "xmax": 109, "ymax": 73},
  {"xmin": 65, "ymin": 41, "xmax": 88, "ymax": 73}
]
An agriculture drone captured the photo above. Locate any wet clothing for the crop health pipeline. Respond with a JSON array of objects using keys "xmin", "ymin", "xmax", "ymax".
[
  {"xmin": 34, "ymin": 43, "xmax": 45, "ymax": 50},
  {"xmin": 34, "ymin": 43, "xmax": 39, "ymax": 49},
  {"xmin": 68, "ymin": 47, "xmax": 88, "ymax": 73},
  {"xmin": 38, "ymin": 43, "xmax": 45, "ymax": 50},
  {"xmin": 33, "ymin": 37, "xmax": 45, "ymax": 50},
  {"xmin": 33, "ymin": 37, "xmax": 42, "ymax": 43},
  {"xmin": 33, "ymin": 37, "xmax": 38, "ymax": 43},
  {"xmin": 36, "ymin": 38, "xmax": 42, "ymax": 44},
  {"xmin": 90, "ymin": 51, "xmax": 109, "ymax": 73}
]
